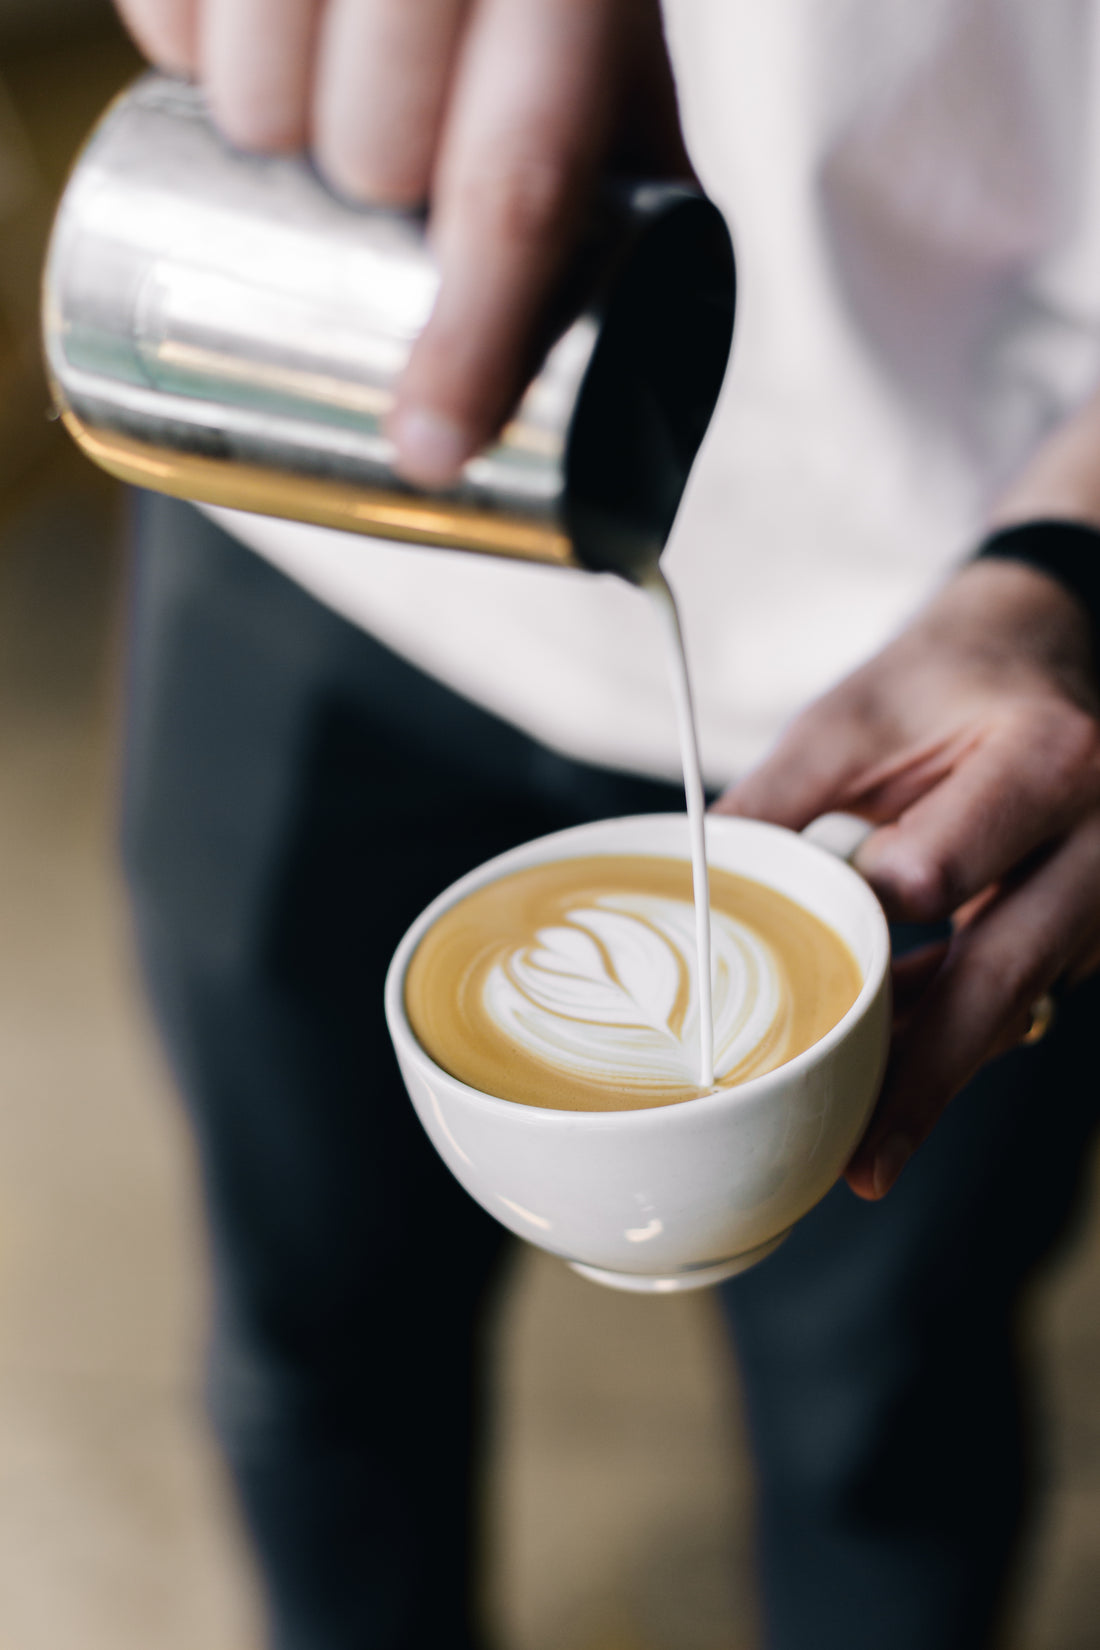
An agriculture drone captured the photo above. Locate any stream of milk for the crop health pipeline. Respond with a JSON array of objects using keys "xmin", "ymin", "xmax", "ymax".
[{"xmin": 641, "ymin": 567, "xmax": 715, "ymax": 1089}]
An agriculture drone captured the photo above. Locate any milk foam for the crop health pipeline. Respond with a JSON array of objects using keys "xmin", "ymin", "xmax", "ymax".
[{"xmin": 483, "ymin": 891, "xmax": 782, "ymax": 1090}]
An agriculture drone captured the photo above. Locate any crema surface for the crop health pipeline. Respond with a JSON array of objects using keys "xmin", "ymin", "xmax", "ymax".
[{"xmin": 405, "ymin": 855, "xmax": 862, "ymax": 1111}]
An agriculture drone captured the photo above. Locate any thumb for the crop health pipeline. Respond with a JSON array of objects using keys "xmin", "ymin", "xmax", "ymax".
[{"xmin": 712, "ymin": 701, "xmax": 880, "ymax": 829}]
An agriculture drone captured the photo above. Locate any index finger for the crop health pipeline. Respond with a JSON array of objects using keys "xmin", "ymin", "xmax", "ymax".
[{"xmin": 390, "ymin": 0, "xmax": 629, "ymax": 486}]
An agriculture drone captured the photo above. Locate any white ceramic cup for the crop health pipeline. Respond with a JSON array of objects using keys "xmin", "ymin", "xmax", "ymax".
[{"xmin": 384, "ymin": 813, "xmax": 891, "ymax": 1292}]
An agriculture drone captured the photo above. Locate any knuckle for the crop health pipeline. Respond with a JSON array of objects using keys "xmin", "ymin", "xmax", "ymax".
[
  {"xmin": 872, "ymin": 847, "xmax": 957, "ymax": 921},
  {"xmin": 1016, "ymin": 703, "xmax": 1100, "ymax": 802},
  {"xmin": 1046, "ymin": 708, "xmax": 1096, "ymax": 774},
  {"xmin": 322, "ymin": 149, "xmax": 427, "ymax": 207},
  {"xmin": 216, "ymin": 99, "xmax": 304, "ymax": 156},
  {"xmin": 460, "ymin": 149, "xmax": 577, "ymax": 248},
  {"xmin": 316, "ymin": 112, "xmax": 434, "ymax": 206},
  {"xmin": 955, "ymin": 920, "xmax": 1051, "ymax": 1012}
]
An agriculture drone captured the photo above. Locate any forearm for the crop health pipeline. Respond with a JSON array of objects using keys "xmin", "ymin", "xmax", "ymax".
[{"xmin": 991, "ymin": 381, "xmax": 1100, "ymax": 529}]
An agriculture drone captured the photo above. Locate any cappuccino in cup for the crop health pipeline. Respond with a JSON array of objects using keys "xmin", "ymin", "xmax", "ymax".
[
  {"xmin": 386, "ymin": 814, "xmax": 891, "ymax": 1292},
  {"xmin": 405, "ymin": 853, "xmax": 861, "ymax": 1113}
]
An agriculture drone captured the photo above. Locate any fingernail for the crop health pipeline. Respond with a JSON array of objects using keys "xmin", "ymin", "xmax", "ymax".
[
  {"xmin": 873, "ymin": 1134, "xmax": 913, "ymax": 1198},
  {"xmin": 392, "ymin": 408, "xmax": 471, "ymax": 488}
]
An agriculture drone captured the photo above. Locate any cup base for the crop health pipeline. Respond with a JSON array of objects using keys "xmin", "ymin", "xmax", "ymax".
[{"xmin": 568, "ymin": 1229, "xmax": 791, "ymax": 1293}]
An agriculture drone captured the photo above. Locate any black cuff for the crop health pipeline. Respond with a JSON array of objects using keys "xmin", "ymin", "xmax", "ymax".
[{"xmin": 975, "ymin": 519, "xmax": 1100, "ymax": 645}]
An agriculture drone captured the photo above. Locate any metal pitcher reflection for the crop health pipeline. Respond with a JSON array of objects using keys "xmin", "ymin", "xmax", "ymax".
[{"xmin": 43, "ymin": 74, "xmax": 735, "ymax": 581}]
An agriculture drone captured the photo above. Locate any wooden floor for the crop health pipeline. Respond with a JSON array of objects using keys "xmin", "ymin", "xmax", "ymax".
[{"xmin": 1, "ymin": 15, "xmax": 1099, "ymax": 1650}]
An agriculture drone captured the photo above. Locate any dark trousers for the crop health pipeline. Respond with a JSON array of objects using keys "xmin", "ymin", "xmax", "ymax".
[{"xmin": 122, "ymin": 495, "xmax": 1100, "ymax": 1650}]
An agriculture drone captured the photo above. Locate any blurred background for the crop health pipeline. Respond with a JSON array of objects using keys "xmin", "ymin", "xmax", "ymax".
[{"xmin": 1, "ymin": 5, "xmax": 1099, "ymax": 1648}]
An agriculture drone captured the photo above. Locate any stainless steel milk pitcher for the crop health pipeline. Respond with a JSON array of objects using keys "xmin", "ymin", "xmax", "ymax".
[{"xmin": 43, "ymin": 74, "xmax": 735, "ymax": 578}]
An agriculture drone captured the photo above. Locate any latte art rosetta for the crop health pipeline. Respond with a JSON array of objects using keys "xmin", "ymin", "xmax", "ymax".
[
  {"xmin": 405, "ymin": 855, "xmax": 863, "ymax": 1113},
  {"xmin": 485, "ymin": 895, "xmax": 782, "ymax": 1088}
]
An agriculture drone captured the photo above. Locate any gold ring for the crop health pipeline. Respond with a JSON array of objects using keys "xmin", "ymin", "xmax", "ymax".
[{"xmin": 1021, "ymin": 993, "xmax": 1056, "ymax": 1046}]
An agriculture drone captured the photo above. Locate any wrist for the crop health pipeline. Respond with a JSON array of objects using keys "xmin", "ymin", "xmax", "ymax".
[
  {"xmin": 974, "ymin": 519, "xmax": 1100, "ymax": 651},
  {"xmin": 931, "ymin": 554, "xmax": 1089, "ymax": 648},
  {"xmin": 911, "ymin": 556, "xmax": 1097, "ymax": 710}
]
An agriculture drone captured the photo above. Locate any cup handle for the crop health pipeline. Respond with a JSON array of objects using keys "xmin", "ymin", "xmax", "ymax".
[{"xmin": 801, "ymin": 812, "xmax": 874, "ymax": 865}]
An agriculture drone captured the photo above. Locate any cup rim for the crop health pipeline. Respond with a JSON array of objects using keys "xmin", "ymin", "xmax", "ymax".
[{"xmin": 384, "ymin": 812, "xmax": 891, "ymax": 1125}]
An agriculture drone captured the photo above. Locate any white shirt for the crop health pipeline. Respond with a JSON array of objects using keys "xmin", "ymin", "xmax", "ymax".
[{"xmin": 209, "ymin": 0, "xmax": 1100, "ymax": 786}]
